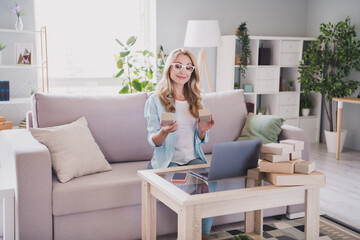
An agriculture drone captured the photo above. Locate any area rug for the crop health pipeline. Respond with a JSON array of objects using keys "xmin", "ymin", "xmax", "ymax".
[
  {"xmin": 157, "ymin": 215, "xmax": 360, "ymax": 240},
  {"xmin": 208, "ymin": 215, "xmax": 360, "ymax": 240}
]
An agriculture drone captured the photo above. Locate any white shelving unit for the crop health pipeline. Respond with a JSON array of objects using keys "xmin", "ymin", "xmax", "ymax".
[
  {"xmin": 0, "ymin": 27, "xmax": 48, "ymax": 127},
  {"xmin": 216, "ymin": 35, "xmax": 321, "ymax": 143}
]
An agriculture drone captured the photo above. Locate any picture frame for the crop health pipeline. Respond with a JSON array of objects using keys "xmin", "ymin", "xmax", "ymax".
[{"xmin": 14, "ymin": 43, "xmax": 33, "ymax": 65}]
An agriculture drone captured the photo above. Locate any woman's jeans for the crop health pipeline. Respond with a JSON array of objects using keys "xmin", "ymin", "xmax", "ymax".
[{"xmin": 147, "ymin": 158, "xmax": 216, "ymax": 235}]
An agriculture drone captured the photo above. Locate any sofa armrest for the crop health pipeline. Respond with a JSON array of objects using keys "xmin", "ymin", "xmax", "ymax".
[
  {"xmin": 278, "ymin": 124, "xmax": 310, "ymax": 161},
  {"xmin": 0, "ymin": 129, "xmax": 52, "ymax": 240}
]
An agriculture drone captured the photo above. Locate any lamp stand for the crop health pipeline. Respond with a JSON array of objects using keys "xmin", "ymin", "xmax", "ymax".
[{"xmin": 197, "ymin": 49, "xmax": 213, "ymax": 93}]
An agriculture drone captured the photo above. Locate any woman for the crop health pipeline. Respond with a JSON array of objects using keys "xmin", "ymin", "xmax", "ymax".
[{"xmin": 144, "ymin": 48, "xmax": 215, "ymax": 238}]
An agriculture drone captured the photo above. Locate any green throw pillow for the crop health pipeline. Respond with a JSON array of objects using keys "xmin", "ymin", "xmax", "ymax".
[{"xmin": 237, "ymin": 113, "xmax": 284, "ymax": 144}]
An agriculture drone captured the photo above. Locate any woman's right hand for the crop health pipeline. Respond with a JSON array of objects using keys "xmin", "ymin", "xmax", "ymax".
[{"xmin": 160, "ymin": 121, "xmax": 178, "ymax": 134}]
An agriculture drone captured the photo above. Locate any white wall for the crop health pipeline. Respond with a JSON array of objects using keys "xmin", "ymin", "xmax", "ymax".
[
  {"xmin": 156, "ymin": 0, "xmax": 308, "ymax": 92},
  {"xmin": 307, "ymin": 0, "xmax": 360, "ymax": 151}
]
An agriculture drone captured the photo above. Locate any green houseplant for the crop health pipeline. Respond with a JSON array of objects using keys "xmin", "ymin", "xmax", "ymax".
[
  {"xmin": 300, "ymin": 96, "xmax": 314, "ymax": 117},
  {"xmin": 114, "ymin": 36, "xmax": 156, "ymax": 94},
  {"xmin": 298, "ymin": 17, "xmax": 360, "ymax": 152},
  {"xmin": 236, "ymin": 22, "xmax": 251, "ymax": 78}
]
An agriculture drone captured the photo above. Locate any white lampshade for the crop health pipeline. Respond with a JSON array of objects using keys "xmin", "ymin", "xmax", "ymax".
[{"xmin": 184, "ymin": 20, "xmax": 222, "ymax": 48}]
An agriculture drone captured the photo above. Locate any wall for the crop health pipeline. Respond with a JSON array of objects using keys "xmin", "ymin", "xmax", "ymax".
[
  {"xmin": 156, "ymin": 0, "xmax": 308, "ymax": 92},
  {"xmin": 307, "ymin": 0, "xmax": 360, "ymax": 151}
]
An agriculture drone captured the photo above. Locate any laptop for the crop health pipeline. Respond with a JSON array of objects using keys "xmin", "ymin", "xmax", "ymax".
[{"xmin": 189, "ymin": 139, "xmax": 262, "ymax": 181}]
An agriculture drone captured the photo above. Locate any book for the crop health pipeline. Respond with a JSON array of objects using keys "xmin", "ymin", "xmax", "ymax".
[
  {"xmin": 0, "ymin": 81, "xmax": 4, "ymax": 101},
  {"xmin": 258, "ymin": 47, "xmax": 271, "ymax": 65},
  {"xmin": 5, "ymin": 81, "xmax": 9, "ymax": 101}
]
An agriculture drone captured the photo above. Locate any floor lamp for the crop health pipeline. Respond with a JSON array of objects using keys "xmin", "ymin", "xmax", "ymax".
[{"xmin": 184, "ymin": 20, "xmax": 222, "ymax": 93}]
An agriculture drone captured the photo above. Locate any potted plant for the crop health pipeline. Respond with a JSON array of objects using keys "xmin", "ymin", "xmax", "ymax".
[
  {"xmin": 288, "ymin": 80, "xmax": 295, "ymax": 91},
  {"xmin": 114, "ymin": 36, "xmax": 157, "ymax": 94},
  {"xmin": 298, "ymin": 17, "xmax": 360, "ymax": 153},
  {"xmin": 0, "ymin": 42, "xmax": 6, "ymax": 65},
  {"xmin": 235, "ymin": 22, "xmax": 251, "ymax": 78},
  {"xmin": 300, "ymin": 96, "xmax": 314, "ymax": 117}
]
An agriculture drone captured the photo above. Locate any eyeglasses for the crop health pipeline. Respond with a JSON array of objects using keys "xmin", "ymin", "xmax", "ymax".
[{"xmin": 171, "ymin": 63, "xmax": 195, "ymax": 73}]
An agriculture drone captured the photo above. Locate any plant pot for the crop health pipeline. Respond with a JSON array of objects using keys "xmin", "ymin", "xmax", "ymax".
[
  {"xmin": 0, "ymin": 51, "xmax": 2, "ymax": 65},
  {"xmin": 301, "ymin": 108, "xmax": 310, "ymax": 117},
  {"xmin": 15, "ymin": 16, "xmax": 23, "ymax": 31},
  {"xmin": 324, "ymin": 130, "xmax": 347, "ymax": 153}
]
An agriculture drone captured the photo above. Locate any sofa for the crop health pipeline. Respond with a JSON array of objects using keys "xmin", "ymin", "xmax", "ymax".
[{"xmin": 0, "ymin": 89, "xmax": 310, "ymax": 240}]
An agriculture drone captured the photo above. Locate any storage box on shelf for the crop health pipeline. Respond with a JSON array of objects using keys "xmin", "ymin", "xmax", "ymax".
[
  {"xmin": 0, "ymin": 27, "xmax": 48, "ymax": 127},
  {"xmin": 216, "ymin": 35, "xmax": 321, "ymax": 143}
]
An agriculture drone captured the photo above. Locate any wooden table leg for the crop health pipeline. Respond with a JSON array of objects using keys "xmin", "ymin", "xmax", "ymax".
[
  {"xmin": 142, "ymin": 180, "xmax": 156, "ymax": 240},
  {"xmin": 336, "ymin": 101, "xmax": 343, "ymax": 160},
  {"xmin": 245, "ymin": 178, "xmax": 263, "ymax": 237},
  {"xmin": 178, "ymin": 206, "xmax": 201, "ymax": 240},
  {"xmin": 305, "ymin": 189, "xmax": 320, "ymax": 240}
]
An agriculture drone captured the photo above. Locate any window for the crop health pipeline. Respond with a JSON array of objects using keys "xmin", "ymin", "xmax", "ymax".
[{"xmin": 34, "ymin": 0, "xmax": 146, "ymax": 95}]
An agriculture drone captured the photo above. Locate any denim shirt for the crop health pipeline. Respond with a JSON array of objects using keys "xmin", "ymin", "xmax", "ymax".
[{"xmin": 144, "ymin": 94, "xmax": 209, "ymax": 169}]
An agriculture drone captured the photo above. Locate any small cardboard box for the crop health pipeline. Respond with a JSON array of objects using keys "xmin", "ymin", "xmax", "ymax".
[
  {"xmin": 161, "ymin": 112, "xmax": 176, "ymax": 125},
  {"xmin": 0, "ymin": 121, "xmax": 12, "ymax": 131},
  {"xmin": 280, "ymin": 139, "xmax": 304, "ymax": 151},
  {"xmin": 259, "ymin": 159, "xmax": 299, "ymax": 174},
  {"xmin": 290, "ymin": 151, "xmax": 302, "ymax": 160},
  {"xmin": 266, "ymin": 171, "xmax": 325, "ymax": 186},
  {"xmin": 0, "ymin": 116, "xmax": 6, "ymax": 122},
  {"xmin": 247, "ymin": 168, "xmax": 265, "ymax": 181},
  {"xmin": 261, "ymin": 143, "xmax": 293, "ymax": 155},
  {"xmin": 199, "ymin": 109, "xmax": 211, "ymax": 122},
  {"xmin": 295, "ymin": 160, "xmax": 316, "ymax": 174},
  {"xmin": 260, "ymin": 152, "xmax": 289, "ymax": 163}
]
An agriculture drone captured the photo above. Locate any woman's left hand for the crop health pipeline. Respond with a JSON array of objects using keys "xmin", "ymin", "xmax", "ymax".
[{"xmin": 197, "ymin": 114, "xmax": 215, "ymax": 133}]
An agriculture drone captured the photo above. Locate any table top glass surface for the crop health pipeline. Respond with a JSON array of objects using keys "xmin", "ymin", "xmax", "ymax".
[{"xmin": 157, "ymin": 168, "xmax": 266, "ymax": 196}]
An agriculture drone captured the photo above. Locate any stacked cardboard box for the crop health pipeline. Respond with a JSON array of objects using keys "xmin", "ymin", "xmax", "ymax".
[
  {"xmin": 257, "ymin": 140, "xmax": 323, "ymax": 186},
  {"xmin": 0, "ymin": 116, "xmax": 12, "ymax": 131}
]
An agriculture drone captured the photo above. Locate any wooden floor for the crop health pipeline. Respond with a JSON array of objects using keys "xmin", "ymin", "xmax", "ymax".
[{"xmin": 311, "ymin": 143, "xmax": 360, "ymax": 229}]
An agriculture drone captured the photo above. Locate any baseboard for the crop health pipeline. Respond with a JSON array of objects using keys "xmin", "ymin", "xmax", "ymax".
[{"xmin": 286, "ymin": 212, "xmax": 305, "ymax": 219}]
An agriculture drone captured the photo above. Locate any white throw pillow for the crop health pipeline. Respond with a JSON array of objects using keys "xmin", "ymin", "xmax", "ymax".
[{"xmin": 29, "ymin": 116, "xmax": 112, "ymax": 183}]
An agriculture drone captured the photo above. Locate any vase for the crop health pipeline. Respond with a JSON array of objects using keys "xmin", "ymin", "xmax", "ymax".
[
  {"xmin": 15, "ymin": 16, "xmax": 23, "ymax": 31},
  {"xmin": 324, "ymin": 130, "xmax": 347, "ymax": 153},
  {"xmin": 301, "ymin": 108, "xmax": 310, "ymax": 117}
]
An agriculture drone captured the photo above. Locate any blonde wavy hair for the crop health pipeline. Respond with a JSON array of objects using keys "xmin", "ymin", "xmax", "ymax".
[{"xmin": 156, "ymin": 48, "xmax": 203, "ymax": 118}]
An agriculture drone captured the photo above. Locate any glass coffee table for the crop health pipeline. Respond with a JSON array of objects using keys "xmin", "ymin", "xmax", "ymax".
[{"xmin": 138, "ymin": 164, "xmax": 323, "ymax": 240}]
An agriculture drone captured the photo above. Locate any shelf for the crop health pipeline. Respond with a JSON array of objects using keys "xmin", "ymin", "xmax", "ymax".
[
  {"xmin": 0, "ymin": 65, "xmax": 45, "ymax": 69},
  {"xmin": 279, "ymin": 91, "xmax": 301, "ymax": 93},
  {"xmin": 0, "ymin": 29, "xmax": 40, "ymax": 34},
  {"xmin": 235, "ymin": 65, "xmax": 257, "ymax": 68},
  {"xmin": 299, "ymin": 115, "xmax": 318, "ymax": 119},
  {"xmin": 0, "ymin": 98, "xmax": 31, "ymax": 105}
]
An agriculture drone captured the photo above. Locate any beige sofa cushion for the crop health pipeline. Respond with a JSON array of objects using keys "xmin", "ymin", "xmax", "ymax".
[
  {"xmin": 29, "ymin": 117, "xmax": 112, "ymax": 183},
  {"xmin": 202, "ymin": 90, "xmax": 248, "ymax": 154},
  {"xmin": 52, "ymin": 161, "xmax": 148, "ymax": 216},
  {"xmin": 31, "ymin": 92, "xmax": 154, "ymax": 163}
]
